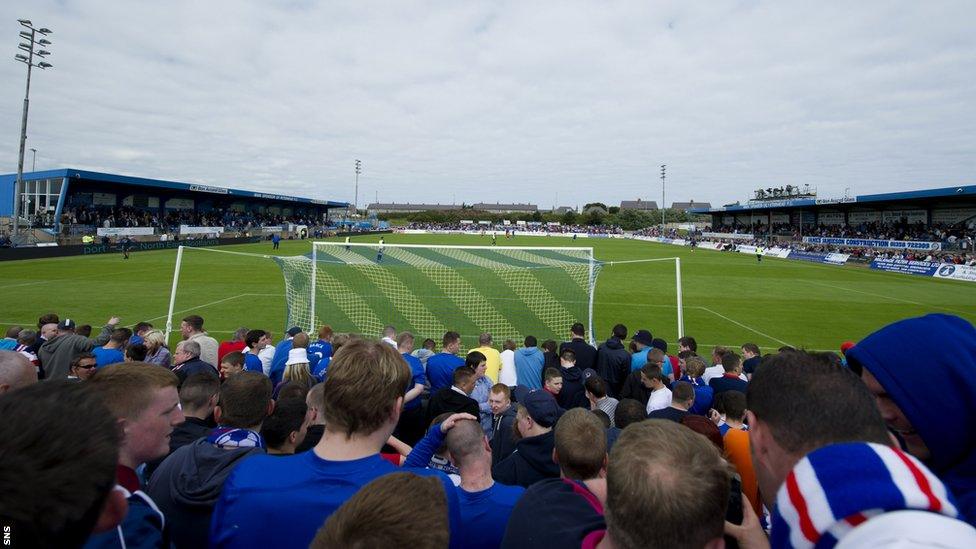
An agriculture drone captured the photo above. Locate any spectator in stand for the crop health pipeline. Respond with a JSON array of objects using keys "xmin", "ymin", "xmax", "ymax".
[
  {"xmin": 124, "ymin": 343, "xmax": 147, "ymax": 362},
  {"xmin": 66, "ymin": 352, "xmax": 97, "ymax": 382},
  {"xmin": 172, "ymin": 340, "xmax": 219, "ymax": 386},
  {"xmin": 38, "ymin": 319, "xmax": 93, "ymax": 380},
  {"xmin": 129, "ymin": 321, "xmax": 153, "ymax": 346},
  {"xmin": 718, "ymin": 391, "xmax": 748, "ymax": 436},
  {"xmin": 466, "ymin": 351, "xmax": 494, "ymax": 433},
  {"xmin": 269, "ymin": 326, "xmax": 302, "ymax": 384},
  {"xmin": 629, "ymin": 329, "xmax": 653, "ymax": 371},
  {"xmin": 619, "ymin": 348, "xmax": 664, "ymax": 407},
  {"xmin": 613, "ymin": 398, "xmax": 646, "ymax": 431},
  {"xmin": 85, "ymin": 363, "xmax": 183, "ymax": 548},
  {"xmin": 428, "ymin": 366, "xmax": 480, "ymax": 422},
  {"xmin": 560, "ymin": 322, "xmax": 597, "ymax": 372},
  {"xmin": 148, "ymin": 371, "xmax": 273, "ymax": 548},
  {"xmin": 743, "ymin": 350, "xmax": 976, "ymax": 546},
  {"xmin": 296, "ymin": 383, "xmax": 326, "ymax": 453},
  {"xmin": 740, "ymin": 343, "xmax": 761, "ymax": 380},
  {"xmin": 428, "ymin": 331, "xmax": 465, "ymax": 392},
  {"xmin": 647, "ymin": 380, "xmax": 694, "ymax": 423},
  {"xmin": 488, "ymin": 383, "xmax": 517, "ymax": 464},
  {"xmin": 219, "ymin": 351, "xmax": 246, "ymax": 379},
  {"xmin": 180, "ymin": 315, "xmax": 219, "ymax": 368},
  {"xmin": 380, "ymin": 325, "xmax": 398, "ymax": 348},
  {"xmin": 720, "ymin": 391, "xmax": 759, "ymax": 518},
  {"xmin": 641, "ymin": 363, "xmax": 672, "ymax": 415},
  {"xmin": 709, "ymin": 352, "xmax": 749, "ymax": 396},
  {"xmin": 584, "ymin": 372, "xmax": 619, "ymax": 427},
  {"xmin": 92, "ymin": 328, "xmax": 128, "ymax": 367},
  {"xmin": 846, "ymin": 314, "xmax": 976, "ymax": 527},
  {"xmin": 679, "ymin": 355, "xmax": 714, "ymax": 416},
  {"xmin": 281, "ymin": 344, "xmax": 316, "ymax": 392},
  {"xmin": 0, "ymin": 350, "xmax": 37, "ymax": 393},
  {"xmin": 702, "ymin": 345, "xmax": 729, "ymax": 384},
  {"xmin": 211, "ymin": 339, "xmax": 461, "ymax": 548},
  {"xmin": 502, "ymin": 408, "xmax": 608, "ymax": 548},
  {"xmin": 493, "ymin": 387, "xmax": 562, "ymax": 487},
  {"xmin": 585, "ymin": 420, "xmax": 732, "ymax": 549},
  {"xmin": 412, "ymin": 337, "xmax": 437, "ymax": 367},
  {"xmin": 543, "ymin": 367, "xmax": 563, "ymax": 399},
  {"xmin": 307, "ymin": 325, "xmax": 333, "ymax": 375},
  {"xmin": 514, "ymin": 335, "xmax": 545, "ymax": 390},
  {"xmin": 0, "ymin": 381, "xmax": 125, "ymax": 548},
  {"xmin": 556, "ymin": 348, "xmax": 587, "ymax": 409},
  {"xmin": 395, "ymin": 331, "xmax": 427, "ymax": 446},
  {"xmin": 596, "ymin": 324, "xmax": 630, "ymax": 398},
  {"xmin": 218, "ymin": 327, "xmax": 248, "ymax": 364},
  {"xmin": 13, "ymin": 329, "xmax": 39, "ymax": 374},
  {"xmin": 653, "ymin": 338, "xmax": 679, "ymax": 380},
  {"xmin": 28, "ymin": 312, "xmax": 58, "ymax": 355},
  {"xmin": 541, "ymin": 339, "xmax": 560, "ymax": 371},
  {"xmin": 445, "ymin": 418, "xmax": 525, "ymax": 549},
  {"xmin": 241, "ymin": 329, "xmax": 269, "ymax": 373},
  {"xmin": 311, "ymin": 473, "xmax": 450, "ymax": 549},
  {"xmin": 256, "ymin": 330, "xmax": 277, "ymax": 375},
  {"xmin": 262, "ymin": 397, "xmax": 310, "ymax": 456},
  {"xmin": 469, "ymin": 332, "xmax": 502, "ymax": 383},
  {"xmin": 144, "ymin": 372, "xmax": 220, "ymax": 479},
  {"xmin": 498, "ymin": 338, "xmax": 518, "ymax": 387},
  {"xmin": 143, "ymin": 329, "xmax": 172, "ymax": 368},
  {"xmin": 0, "ymin": 325, "xmax": 20, "ymax": 350}
]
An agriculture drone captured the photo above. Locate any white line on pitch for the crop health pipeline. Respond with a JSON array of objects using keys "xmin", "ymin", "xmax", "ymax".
[
  {"xmin": 804, "ymin": 280, "xmax": 974, "ymax": 317},
  {"xmin": 697, "ymin": 306, "xmax": 793, "ymax": 347},
  {"xmin": 141, "ymin": 293, "xmax": 285, "ymax": 323},
  {"xmin": 0, "ymin": 268, "xmax": 160, "ymax": 290}
]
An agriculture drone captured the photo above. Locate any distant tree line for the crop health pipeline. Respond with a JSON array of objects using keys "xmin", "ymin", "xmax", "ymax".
[{"xmin": 377, "ymin": 207, "xmax": 706, "ymax": 230}]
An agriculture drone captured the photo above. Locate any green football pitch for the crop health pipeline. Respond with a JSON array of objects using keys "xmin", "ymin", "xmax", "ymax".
[{"xmin": 1, "ymin": 233, "xmax": 973, "ymax": 353}]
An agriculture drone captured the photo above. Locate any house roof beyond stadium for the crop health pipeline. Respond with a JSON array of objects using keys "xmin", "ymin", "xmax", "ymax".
[
  {"xmin": 0, "ymin": 168, "xmax": 349, "ymax": 208},
  {"xmin": 692, "ymin": 185, "xmax": 976, "ymax": 214}
]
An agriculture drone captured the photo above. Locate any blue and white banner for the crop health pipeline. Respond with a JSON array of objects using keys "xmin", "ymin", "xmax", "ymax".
[
  {"xmin": 802, "ymin": 237, "xmax": 941, "ymax": 251},
  {"xmin": 180, "ymin": 225, "xmax": 225, "ymax": 235},
  {"xmin": 96, "ymin": 227, "xmax": 155, "ymax": 236},
  {"xmin": 869, "ymin": 259, "xmax": 940, "ymax": 276},
  {"xmin": 787, "ymin": 250, "xmax": 850, "ymax": 265},
  {"xmin": 932, "ymin": 263, "xmax": 976, "ymax": 283}
]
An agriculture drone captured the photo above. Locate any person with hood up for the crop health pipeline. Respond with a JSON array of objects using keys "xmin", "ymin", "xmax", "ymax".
[
  {"xmin": 514, "ymin": 335, "xmax": 545, "ymax": 390},
  {"xmin": 846, "ymin": 314, "xmax": 976, "ymax": 527},
  {"xmin": 492, "ymin": 386, "xmax": 562, "ymax": 487},
  {"xmin": 732, "ymin": 348, "xmax": 976, "ymax": 549},
  {"xmin": 595, "ymin": 324, "xmax": 630, "ymax": 398},
  {"xmin": 147, "ymin": 371, "xmax": 274, "ymax": 549}
]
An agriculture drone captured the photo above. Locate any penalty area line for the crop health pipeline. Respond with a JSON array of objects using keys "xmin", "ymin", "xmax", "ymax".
[{"xmin": 697, "ymin": 306, "xmax": 793, "ymax": 348}]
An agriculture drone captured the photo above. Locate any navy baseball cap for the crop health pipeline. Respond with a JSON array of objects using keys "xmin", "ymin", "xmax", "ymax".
[
  {"xmin": 513, "ymin": 387, "xmax": 562, "ymax": 428},
  {"xmin": 287, "ymin": 326, "xmax": 303, "ymax": 337},
  {"xmin": 57, "ymin": 318, "xmax": 76, "ymax": 330},
  {"xmin": 632, "ymin": 329, "xmax": 653, "ymax": 347}
]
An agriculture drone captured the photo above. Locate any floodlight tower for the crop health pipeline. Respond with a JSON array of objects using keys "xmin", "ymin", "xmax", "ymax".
[
  {"xmin": 12, "ymin": 19, "xmax": 53, "ymax": 240},
  {"xmin": 353, "ymin": 159, "xmax": 362, "ymax": 217},
  {"xmin": 660, "ymin": 164, "xmax": 667, "ymax": 230}
]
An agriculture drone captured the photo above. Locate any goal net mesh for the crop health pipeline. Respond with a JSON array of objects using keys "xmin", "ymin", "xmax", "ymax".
[{"xmin": 274, "ymin": 243, "xmax": 603, "ymax": 348}]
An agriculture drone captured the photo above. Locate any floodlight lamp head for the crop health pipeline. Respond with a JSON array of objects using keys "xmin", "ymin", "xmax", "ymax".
[
  {"xmin": 19, "ymin": 31, "xmax": 31, "ymax": 39},
  {"xmin": 15, "ymin": 53, "xmax": 28, "ymax": 61},
  {"xmin": 39, "ymin": 28, "xmax": 52, "ymax": 35},
  {"xmin": 38, "ymin": 38, "xmax": 51, "ymax": 45},
  {"xmin": 37, "ymin": 50, "xmax": 50, "ymax": 56},
  {"xmin": 38, "ymin": 61, "xmax": 52, "ymax": 68},
  {"xmin": 18, "ymin": 19, "xmax": 32, "ymax": 26}
]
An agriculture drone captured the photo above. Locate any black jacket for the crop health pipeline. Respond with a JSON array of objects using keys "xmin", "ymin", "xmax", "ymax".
[
  {"xmin": 427, "ymin": 387, "xmax": 479, "ymax": 424},
  {"xmin": 295, "ymin": 424, "xmax": 324, "ymax": 454},
  {"xmin": 619, "ymin": 370, "xmax": 652, "ymax": 407},
  {"xmin": 501, "ymin": 478, "xmax": 605, "ymax": 548},
  {"xmin": 595, "ymin": 338, "xmax": 630, "ymax": 398},
  {"xmin": 146, "ymin": 438, "xmax": 263, "ymax": 549},
  {"xmin": 559, "ymin": 338, "xmax": 597, "ymax": 371},
  {"xmin": 145, "ymin": 417, "xmax": 213, "ymax": 480},
  {"xmin": 490, "ymin": 406, "xmax": 518, "ymax": 465},
  {"xmin": 172, "ymin": 358, "xmax": 218, "ymax": 387},
  {"xmin": 492, "ymin": 430, "xmax": 559, "ymax": 487},
  {"xmin": 557, "ymin": 366, "xmax": 588, "ymax": 410}
]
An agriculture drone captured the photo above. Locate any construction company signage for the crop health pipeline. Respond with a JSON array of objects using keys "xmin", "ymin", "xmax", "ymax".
[
  {"xmin": 96, "ymin": 227, "xmax": 155, "ymax": 236},
  {"xmin": 188, "ymin": 184, "xmax": 229, "ymax": 195},
  {"xmin": 802, "ymin": 237, "xmax": 941, "ymax": 251}
]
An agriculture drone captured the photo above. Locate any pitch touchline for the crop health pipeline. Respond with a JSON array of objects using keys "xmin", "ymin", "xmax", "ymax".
[
  {"xmin": 142, "ymin": 293, "xmax": 285, "ymax": 324},
  {"xmin": 696, "ymin": 306, "xmax": 794, "ymax": 348}
]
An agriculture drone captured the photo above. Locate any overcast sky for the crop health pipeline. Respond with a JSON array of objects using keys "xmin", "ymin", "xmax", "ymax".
[{"xmin": 1, "ymin": 1, "xmax": 974, "ymax": 209}]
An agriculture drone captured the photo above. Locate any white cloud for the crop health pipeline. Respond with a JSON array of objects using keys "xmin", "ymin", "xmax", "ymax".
[{"xmin": 1, "ymin": 0, "xmax": 974, "ymax": 208}]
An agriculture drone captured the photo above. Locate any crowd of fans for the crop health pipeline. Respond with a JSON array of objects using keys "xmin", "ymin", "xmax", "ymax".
[
  {"xmin": 403, "ymin": 222, "xmax": 624, "ymax": 235},
  {"xmin": 1, "ymin": 312, "xmax": 975, "ymax": 548},
  {"xmin": 61, "ymin": 205, "xmax": 323, "ymax": 233},
  {"xmin": 706, "ymin": 220, "xmax": 975, "ymax": 246}
]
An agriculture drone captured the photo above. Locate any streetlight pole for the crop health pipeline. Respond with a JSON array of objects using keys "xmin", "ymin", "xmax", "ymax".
[
  {"xmin": 354, "ymin": 159, "xmax": 362, "ymax": 217},
  {"xmin": 12, "ymin": 19, "xmax": 53, "ymax": 241},
  {"xmin": 660, "ymin": 164, "xmax": 667, "ymax": 231},
  {"xmin": 30, "ymin": 148, "xmax": 36, "ymax": 172}
]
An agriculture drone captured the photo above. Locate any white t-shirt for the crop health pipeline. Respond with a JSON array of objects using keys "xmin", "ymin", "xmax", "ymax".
[
  {"xmin": 499, "ymin": 349, "xmax": 517, "ymax": 387},
  {"xmin": 646, "ymin": 386, "xmax": 673, "ymax": 415},
  {"xmin": 703, "ymin": 365, "xmax": 747, "ymax": 384}
]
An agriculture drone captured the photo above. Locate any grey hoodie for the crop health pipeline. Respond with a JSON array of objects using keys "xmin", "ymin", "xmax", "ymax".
[
  {"xmin": 38, "ymin": 334, "xmax": 92, "ymax": 380},
  {"xmin": 146, "ymin": 438, "xmax": 262, "ymax": 549}
]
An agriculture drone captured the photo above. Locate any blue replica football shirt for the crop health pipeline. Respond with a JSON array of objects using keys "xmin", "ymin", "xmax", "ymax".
[{"xmin": 458, "ymin": 483, "xmax": 525, "ymax": 549}]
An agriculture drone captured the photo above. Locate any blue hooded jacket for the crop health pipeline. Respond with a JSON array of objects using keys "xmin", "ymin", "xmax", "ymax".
[
  {"xmin": 845, "ymin": 313, "xmax": 976, "ymax": 526},
  {"xmin": 514, "ymin": 347, "xmax": 545, "ymax": 390}
]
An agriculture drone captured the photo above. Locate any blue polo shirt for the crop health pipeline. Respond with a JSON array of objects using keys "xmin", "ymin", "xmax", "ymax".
[
  {"xmin": 92, "ymin": 346, "xmax": 125, "ymax": 367},
  {"xmin": 211, "ymin": 451, "xmax": 462, "ymax": 548},
  {"xmin": 458, "ymin": 483, "xmax": 525, "ymax": 549},
  {"xmin": 403, "ymin": 352, "xmax": 427, "ymax": 411},
  {"xmin": 426, "ymin": 352, "xmax": 464, "ymax": 392},
  {"xmin": 630, "ymin": 347, "xmax": 650, "ymax": 371},
  {"xmin": 243, "ymin": 353, "xmax": 263, "ymax": 373}
]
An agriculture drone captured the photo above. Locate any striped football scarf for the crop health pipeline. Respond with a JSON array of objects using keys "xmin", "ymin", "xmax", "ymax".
[{"xmin": 771, "ymin": 442, "xmax": 959, "ymax": 548}]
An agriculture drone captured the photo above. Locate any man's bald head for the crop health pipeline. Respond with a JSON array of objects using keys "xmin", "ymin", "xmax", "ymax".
[
  {"xmin": 0, "ymin": 351, "xmax": 37, "ymax": 394},
  {"xmin": 40, "ymin": 323, "xmax": 58, "ymax": 341},
  {"xmin": 445, "ymin": 419, "xmax": 489, "ymax": 467}
]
